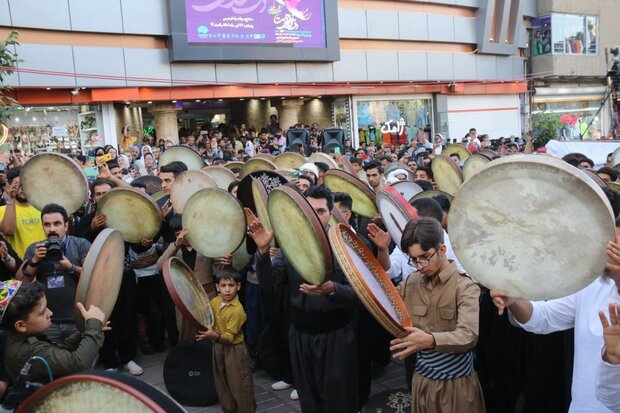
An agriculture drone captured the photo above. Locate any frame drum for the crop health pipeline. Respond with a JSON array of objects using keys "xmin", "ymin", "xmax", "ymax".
[
  {"xmin": 158, "ymin": 145, "xmax": 204, "ymax": 170},
  {"xmin": 608, "ymin": 181, "xmax": 620, "ymax": 196},
  {"xmin": 20, "ymin": 152, "xmax": 89, "ymax": 214},
  {"xmin": 239, "ymin": 158, "xmax": 277, "ymax": 179},
  {"xmin": 201, "ymin": 165, "xmax": 237, "ymax": 190},
  {"xmin": 225, "ymin": 161, "xmax": 244, "ymax": 170},
  {"xmin": 131, "ymin": 175, "xmax": 162, "ymax": 195},
  {"xmin": 431, "ymin": 155, "xmax": 463, "ymax": 196},
  {"xmin": 253, "ymin": 153, "xmax": 276, "ymax": 162},
  {"xmin": 252, "ymin": 179, "xmax": 273, "ymax": 234},
  {"xmin": 329, "ymin": 224, "xmax": 412, "ymax": 337},
  {"xmin": 612, "ymin": 145, "xmax": 620, "ymax": 168},
  {"xmin": 170, "ymin": 170, "xmax": 218, "ymax": 214},
  {"xmin": 74, "ymin": 228, "xmax": 125, "ymax": 331},
  {"xmin": 409, "ymin": 189, "xmax": 454, "ymax": 204},
  {"xmin": 340, "ymin": 155, "xmax": 357, "ymax": 175},
  {"xmin": 390, "ymin": 180, "xmax": 423, "ymax": 202},
  {"xmin": 98, "ymin": 188, "xmax": 162, "ymax": 243},
  {"xmin": 268, "ymin": 185, "xmax": 333, "ymax": 285},
  {"xmin": 443, "ymin": 144, "xmax": 471, "ymax": 161},
  {"xmin": 323, "ymin": 169, "xmax": 378, "ymax": 218},
  {"xmin": 274, "ymin": 152, "xmax": 306, "ymax": 169},
  {"xmin": 232, "ymin": 239, "xmax": 253, "ymax": 271},
  {"xmin": 17, "ymin": 371, "xmax": 184, "ymax": 413},
  {"xmin": 462, "ymin": 153, "xmax": 491, "ymax": 182},
  {"xmin": 449, "ymin": 154, "xmax": 615, "ymax": 300},
  {"xmin": 377, "ymin": 186, "xmax": 419, "ymax": 248},
  {"xmin": 163, "ymin": 257, "xmax": 214, "ymax": 330},
  {"xmin": 183, "ymin": 188, "xmax": 246, "ymax": 258},
  {"xmin": 309, "ymin": 152, "xmax": 339, "ymax": 169}
]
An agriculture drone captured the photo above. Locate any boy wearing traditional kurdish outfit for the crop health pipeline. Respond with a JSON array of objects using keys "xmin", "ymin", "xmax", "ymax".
[{"xmin": 391, "ymin": 217, "xmax": 485, "ymax": 412}]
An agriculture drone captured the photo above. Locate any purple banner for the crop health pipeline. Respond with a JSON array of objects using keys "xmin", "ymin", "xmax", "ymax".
[{"xmin": 185, "ymin": 0, "xmax": 326, "ymax": 48}]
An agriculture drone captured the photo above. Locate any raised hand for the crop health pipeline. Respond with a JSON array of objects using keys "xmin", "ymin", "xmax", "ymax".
[
  {"xmin": 367, "ymin": 223, "xmax": 391, "ymax": 251},
  {"xmin": 599, "ymin": 303, "xmax": 620, "ymax": 365},
  {"xmin": 245, "ymin": 208, "xmax": 273, "ymax": 254}
]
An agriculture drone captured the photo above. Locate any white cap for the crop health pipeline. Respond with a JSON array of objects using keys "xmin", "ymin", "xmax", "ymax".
[
  {"xmin": 387, "ymin": 169, "xmax": 409, "ymax": 181},
  {"xmin": 300, "ymin": 163, "xmax": 319, "ymax": 178}
]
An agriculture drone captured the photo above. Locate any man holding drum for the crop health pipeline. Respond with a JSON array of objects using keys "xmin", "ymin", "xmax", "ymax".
[{"xmin": 391, "ymin": 217, "xmax": 485, "ymax": 412}]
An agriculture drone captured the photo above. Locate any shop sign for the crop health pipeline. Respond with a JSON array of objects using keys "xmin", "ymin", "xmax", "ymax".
[{"xmin": 380, "ymin": 118, "xmax": 406, "ymax": 134}]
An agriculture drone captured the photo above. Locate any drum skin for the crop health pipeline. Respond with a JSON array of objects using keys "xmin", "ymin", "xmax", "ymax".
[
  {"xmin": 443, "ymin": 144, "xmax": 471, "ymax": 161},
  {"xmin": 449, "ymin": 154, "xmax": 615, "ymax": 301},
  {"xmin": 225, "ymin": 161, "xmax": 244, "ymax": 170},
  {"xmin": 268, "ymin": 185, "xmax": 333, "ymax": 285},
  {"xmin": 377, "ymin": 186, "xmax": 418, "ymax": 248},
  {"xmin": 323, "ymin": 169, "xmax": 378, "ymax": 218},
  {"xmin": 409, "ymin": 189, "xmax": 454, "ymax": 205},
  {"xmin": 17, "ymin": 371, "xmax": 185, "ymax": 413},
  {"xmin": 98, "ymin": 188, "xmax": 162, "ymax": 243},
  {"xmin": 201, "ymin": 165, "xmax": 237, "ymax": 190},
  {"xmin": 163, "ymin": 257, "xmax": 214, "ymax": 329},
  {"xmin": 274, "ymin": 152, "xmax": 306, "ymax": 169},
  {"xmin": 74, "ymin": 228, "xmax": 125, "ymax": 331},
  {"xmin": 170, "ymin": 170, "xmax": 218, "ymax": 214},
  {"xmin": 329, "ymin": 224, "xmax": 412, "ymax": 337},
  {"xmin": 390, "ymin": 180, "xmax": 423, "ymax": 202},
  {"xmin": 462, "ymin": 153, "xmax": 491, "ymax": 182},
  {"xmin": 431, "ymin": 155, "xmax": 463, "ymax": 196},
  {"xmin": 159, "ymin": 145, "xmax": 204, "ymax": 170},
  {"xmin": 20, "ymin": 152, "xmax": 89, "ymax": 214},
  {"xmin": 239, "ymin": 158, "xmax": 277, "ymax": 179},
  {"xmin": 182, "ymin": 188, "xmax": 246, "ymax": 258}
]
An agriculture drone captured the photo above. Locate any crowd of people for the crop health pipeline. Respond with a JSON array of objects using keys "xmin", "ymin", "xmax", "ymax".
[{"xmin": 0, "ymin": 117, "xmax": 618, "ymax": 413}]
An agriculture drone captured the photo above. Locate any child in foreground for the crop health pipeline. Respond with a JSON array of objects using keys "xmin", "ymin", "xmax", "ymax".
[
  {"xmin": 1, "ymin": 280, "xmax": 106, "ymax": 383},
  {"xmin": 196, "ymin": 269, "xmax": 256, "ymax": 413}
]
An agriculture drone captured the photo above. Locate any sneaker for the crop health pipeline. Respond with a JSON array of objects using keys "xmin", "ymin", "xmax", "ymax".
[
  {"xmin": 290, "ymin": 389, "xmax": 299, "ymax": 401},
  {"xmin": 124, "ymin": 361, "xmax": 144, "ymax": 376},
  {"xmin": 271, "ymin": 381, "xmax": 292, "ymax": 391}
]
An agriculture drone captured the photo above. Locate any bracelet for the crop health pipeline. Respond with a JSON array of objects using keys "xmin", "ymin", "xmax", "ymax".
[
  {"xmin": 212, "ymin": 332, "xmax": 221, "ymax": 343},
  {"xmin": 70, "ymin": 264, "xmax": 76, "ymax": 274}
]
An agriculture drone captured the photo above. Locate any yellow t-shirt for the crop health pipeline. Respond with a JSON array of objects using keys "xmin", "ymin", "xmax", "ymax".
[{"xmin": 0, "ymin": 204, "xmax": 46, "ymax": 258}]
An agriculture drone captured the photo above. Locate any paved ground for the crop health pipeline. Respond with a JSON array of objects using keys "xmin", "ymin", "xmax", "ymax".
[{"xmin": 132, "ymin": 350, "xmax": 408, "ymax": 412}]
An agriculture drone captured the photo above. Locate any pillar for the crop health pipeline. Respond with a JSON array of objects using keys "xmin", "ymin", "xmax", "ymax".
[
  {"xmin": 150, "ymin": 103, "xmax": 181, "ymax": 144},
  {"xmin": 272, "ymin": 98, "xmax": 304, "ymax": 131}
]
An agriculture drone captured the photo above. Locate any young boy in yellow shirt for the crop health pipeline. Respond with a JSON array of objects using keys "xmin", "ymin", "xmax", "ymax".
[{"xmin": 196, "ymin": 269, "xmax": 255, "ymax": 413}]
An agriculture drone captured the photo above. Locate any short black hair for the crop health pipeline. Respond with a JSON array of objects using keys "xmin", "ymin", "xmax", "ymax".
[
  {"xmin": 401, "ymin": 217, "xmax": 444, "ymax": 253},
  {"xmin": 7, "ymin": 167, "xmax": 20, "ymax": 185},
  {"xmin": 416, "ymin": 166, "xmax": 434, "ymax": 180},
  {"xmin": 411, "ymin": 198, "xmax": 443, "ymax": 223},
  {"xmin": 130, "ymin": 181, "xmax": 147, "ymax": 191},
  {"xmin": 378, "ymin": 155, "xmax": 392, "ymax": 163},
  {"xmin": 160, "ymin": 161, "xmax": 188, "ymax": 177},
  {"xmin": 433, "ymin": 194, "xmax": 451, "ymax": 213},
  {"xmin": 314, "ymin": 162, "xmax": 330, "ymax": 174},
  {"xmin": 598, "ymin": 167, "xmax": 618, "ymax": 182},
  {"xmin": 169, "ymin": 215, "xmax": 183, "ymax": 233},
  {"xmin": 304, "ymin": 185, "xmax": 334, "ymax": 212},
  {"xmin": 2, "ymin": 282, "xmax": 46, "ymax": 331},
  {"xmin": 107, "ymin": 162, "xmax": 120, "ymax": 170},
  {"xmin": 333, "ymin": 192, "xmax": 353, "ymax": 212},
  {"xmin": 92, "ymin": 178, "xmax": 115, "ymax": 189},
  {"xmin": 364, "ymin": 160, "xmax": 383, "ymax": 174},
  {"xmin": 41, "ymin": 203, "xmax": 69, "ymax": 224},
  {"xmin": 215, "ymin": 268, "xmax": 242, "ymax": 284},
  {"xmin": 350, "ymin": 158, "xmax": 363, "ymax": 167},
  {"xmin": 449, "ymin": 153, "xmax": 461, "ymax": 160},
  {"xmin": 227, "ymin": 180, "xmax": 240, "ymax": 194},
  {"xmin": 414, "ymin": 180, "xmax": 434, "ymax": 191}
]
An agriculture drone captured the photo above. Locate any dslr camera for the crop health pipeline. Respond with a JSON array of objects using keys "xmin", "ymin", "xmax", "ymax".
[{"xmin": 43, "ymin": 236, "xmax": 63, "ymax": 262}]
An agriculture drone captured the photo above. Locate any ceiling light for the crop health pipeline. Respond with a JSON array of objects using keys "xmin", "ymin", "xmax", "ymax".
[
  {"xmin": 147, "ymin": 101, "xmax": 152, "ymax": 104},
  {"xmin": 81, "ymin": 87, "xmax": 86, "ymax": 89},
  {"xmin": 125, "ymin": 101, "xmax": 131, "ymax": 105},
  {"xmin": 48, "ymin": 107, "xmax": 54, "ymax": 110},
  {"xmin": 14, "ymin": 118, "xmax": 19, "ymax": 122},
  {"xmin": 32, "ymin": 117, "xmax": 37, "ymax": 121},
  {"xmin": 195, "ymin": 99, "xmax": 201, "ymax": 102},
  {"xmin": 46, "ymin": 87, "xmax": 51, "ymax": 90},
  {"xmin": 240, "ymin": 98, "xmax": 245, "ymax": 101},
  {"xmin": 172, "ymin": 100, "xmax": 177, "ymax": 103},
  {"xmin": 317, "ymin": 96, "xmax": 322, "ymax": 98},
  {"xmin": 260, "ymin": 97, "xmax": 266, "ymax": 100},
  {"xmin": 218, "ymin": 99, "xmax": 223, "ymax": 102},
  {"xmin": 299, "ymin": 96, "xmax": 304, "ymax": 99}
]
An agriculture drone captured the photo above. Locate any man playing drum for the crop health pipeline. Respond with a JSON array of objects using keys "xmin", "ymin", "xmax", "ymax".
[{"xmin": 390, "ymin": 217, "xmax": 485, "ymax": 412}]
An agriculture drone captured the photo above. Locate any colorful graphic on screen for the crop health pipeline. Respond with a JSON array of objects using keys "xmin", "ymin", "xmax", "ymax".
[{"xmin": 185, "ymin": 0, "xmax": 326, "ymax": 48}]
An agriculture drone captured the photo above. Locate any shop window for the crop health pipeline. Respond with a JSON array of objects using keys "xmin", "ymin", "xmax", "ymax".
[
  {"xmin": 532, "ymin": 100, "xmax": 603, "ymax": 140},
  {"xmin": 536, "ymin": 13, "xmax": 598, "ymax": 56}
]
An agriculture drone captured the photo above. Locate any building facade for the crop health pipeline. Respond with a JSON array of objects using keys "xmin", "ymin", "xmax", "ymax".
[{"xmin": 0, "ymin": 0, "xmax": 534, "ymax": 154}]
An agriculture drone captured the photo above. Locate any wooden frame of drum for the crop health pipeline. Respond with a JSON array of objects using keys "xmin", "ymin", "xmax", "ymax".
[
  {"xmin": 323, "ymin": 169, "xmax": 378, "ymax": 218},
  {"xmin": 163, "ymin": 257, "xmax": 214, "ymax": 330},
  {"xmin": 377, "ymin": 186, "xmax": 418, "ymax": 248},
  {"xmin": 431, "ymin": 155, "xmax": 463, "ymax": 196},
  {"xmin": 158, "ymin": 145, "xmax": 204, "ymax": 170},
  {"xmin": 329, "ymin": 224, "xmax": 412, "ymax": 337}
]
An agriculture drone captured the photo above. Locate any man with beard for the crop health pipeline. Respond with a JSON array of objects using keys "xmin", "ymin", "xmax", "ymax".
[
  {"xmin": 248, "ymin": 185, "xmax": 359, "ymax": 413},
  {"xmin": 75, "ymin": 179, "xmax": 114, "ymax": 243},
  {"xmin": 16, "ymin": 204, "xmax": 91, "ymax": 342},
  {"xmin": 0, "ymin": 167, "xmax": 45, "ymax": 258}
]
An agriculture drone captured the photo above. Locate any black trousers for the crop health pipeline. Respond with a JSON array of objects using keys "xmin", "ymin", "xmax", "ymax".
[
  {"xmin": 137, "ymin": 274, "xmax": 165, "ymax": 350},
  {"xmin": 158, "ymin": 270, "xmax": 178, "ymax": 347},
  {"xmin": 289, "ymin": 323, "xmax": 358, "ymax": 413},
  {"xmin": 100, "ymin": 269, "xmax": 138, "ymax": 368}
]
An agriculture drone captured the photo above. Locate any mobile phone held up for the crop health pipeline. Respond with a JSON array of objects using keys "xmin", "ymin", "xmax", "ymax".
[{"xmin": 96, "ymin": 153, "xmax": 113, "ymax": 164}]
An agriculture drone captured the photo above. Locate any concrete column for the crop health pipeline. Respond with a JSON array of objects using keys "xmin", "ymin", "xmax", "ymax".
[
  {"xmin": 272, "ymin": 99, "xmax": 304, "ymax": 131},
  {"xmin": 150, "ymin": 103, "xmax": 181, "ymax": 144}
]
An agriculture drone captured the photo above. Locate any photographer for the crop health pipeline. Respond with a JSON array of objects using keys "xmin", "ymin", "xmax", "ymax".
[{"xmin": 16, "ymin": 204, "xmax": 91, "ymax": 343}]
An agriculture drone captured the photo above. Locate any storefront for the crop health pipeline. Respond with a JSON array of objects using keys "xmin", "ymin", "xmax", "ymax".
[{"xmin": 351, "ymin": 95, "xmax": 433, "ymax": 148}]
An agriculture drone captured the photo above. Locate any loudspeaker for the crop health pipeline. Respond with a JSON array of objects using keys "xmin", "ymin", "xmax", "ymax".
[
  {"xmin": 321, "ymin": 128, "xmax": 345, "ymax": 154},
  {"xmin": 286, "ymin": 128, "xmax": 309, "ymax": 153}
]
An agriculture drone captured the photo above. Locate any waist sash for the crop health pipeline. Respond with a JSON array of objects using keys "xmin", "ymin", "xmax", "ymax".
[{"xmin": 415, "ymin": 349, "xmax": 474, "ymax": 380}]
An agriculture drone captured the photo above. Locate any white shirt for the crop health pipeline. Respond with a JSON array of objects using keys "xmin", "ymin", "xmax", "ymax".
[
  {"xmin": 511, "ymin": 276, "xmax": 620, "ymax": 413},
  {"xmin": 386, "ymin": 230, "xmax": 465, "ymax": 281},
  {"xmin": 596, "ymin": 345, "xmax": 620, "ymax": 411},
  {"xmin": 245, "ymin": 140, "xmax": 255, "ymax": 157}
]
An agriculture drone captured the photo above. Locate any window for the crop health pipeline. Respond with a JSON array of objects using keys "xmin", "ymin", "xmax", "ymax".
[{"xmin": 532, "ymin": 14, "xmax": 598, "ymax": 56}]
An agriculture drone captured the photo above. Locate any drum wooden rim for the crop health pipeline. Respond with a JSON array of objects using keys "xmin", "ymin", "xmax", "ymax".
[
  {"xmin": 170, "ymin": 170, "xmax": 218, "ymax": 214},
  {"xmin": 443, "ymin": 144, "xmax": 471, "ymax": 160},
  {"xmin": 431, "ymin": 155, "xmax": 463, "ymax": 195},
  {"xmin": 16, "ymin": 372, "xmax": 179, "ymax": 413},
  {"xmin": 97, "ymin": 188, "xmax": 163, "ymax": 243},
  {"xmin": 462, "ymin": 153, "xmax": 491, "ymax": 182},
  {"xmin": 328, "ymin": 224, "xmax": 412, "ymax": 337},
  {"xmin": 182, "ymin": 188, "xmax": 246, "ymax": 258},
  {"xmin": 340, "ymin": 155, "xmax": 357, "ymax": 175},
  {"xmin": 20, "ymin": 152, "xmax": 89, "ymax": 214},
  {"xmin": 323, "ymin": 169, "xmax": 378, "ymax": 218},
  {"xmin": 239, "ymin": 158, "xmax": 277, "ymax": 179},
  {"xmin": 274, "ymin": 152, "xmax": 307, "ymax": 169},
  {"xmin": 267, "ymin": 185, "xmax": 333, "ymax": 285},
  {"xmin": 163, "ymin": 257, "xmax": 214, "ymax": 330},
  {"xmin": 252, "ymin": 179, "xmax": 272, "ymax": 232},
  {"xmin": 74, "ymin": 228, "xmax": 125, "ymax": 331},
  {"xmin": 159, "ymin": 145, "xmax": 204, "ymax": 171},
  {"xmin": 377, "ymin": 186, "xmax": 418, "ymax": 248},
  {"xmin": 253, "ymin": 153, "xmax": 276, "ymax": 161},
  {"xmin": 449, "ymin": 154, "xmax": 615, "ymax": 300},
  {"xmin": 225, "ymin": 161, "xmax": 244, "ymax": 170},
  {"xmin": 409, "ymin": 189, "xmax": 454, "ymax": 204}
]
